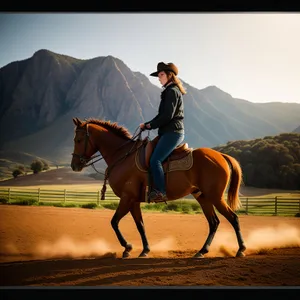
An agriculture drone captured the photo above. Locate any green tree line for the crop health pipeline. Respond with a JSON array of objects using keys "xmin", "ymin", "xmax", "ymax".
[{"xmin": 213, "ymin": 133, "xmax": 300, "ymax": 190}]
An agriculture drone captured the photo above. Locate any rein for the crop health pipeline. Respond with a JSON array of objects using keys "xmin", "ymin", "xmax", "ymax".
[
  {"xmin": 72, "ymin": 123, "xmax": 148, "ymax": 199},
  {"xmin": 100, "ymin": 128, "xmax": 146, "ymax": 200}
]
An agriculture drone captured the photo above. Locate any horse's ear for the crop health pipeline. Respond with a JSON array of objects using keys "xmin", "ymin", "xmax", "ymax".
[
  {"xmin": 73, "ymin": 117, "xmax": 82, "ymax": 126},
  {"xmin": 77, "ymin": 117, "xmax": 82, "ymax": 125}
]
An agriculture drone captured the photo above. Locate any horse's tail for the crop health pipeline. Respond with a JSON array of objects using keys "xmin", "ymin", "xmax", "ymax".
[{"xmin": 222, "ymin": 153, "xmax": 243, "ymax": 211}]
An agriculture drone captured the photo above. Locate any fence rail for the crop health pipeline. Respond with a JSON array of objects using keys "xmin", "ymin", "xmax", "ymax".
[
  {"xmin": 0, "ymin": 187, "xmax": 299, "ymax": 216},
  {"xmin": 238, "ymin": 196, "xmax": 300, "ymax": 216}
]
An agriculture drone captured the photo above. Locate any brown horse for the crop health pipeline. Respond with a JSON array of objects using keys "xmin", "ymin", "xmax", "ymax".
[{"xmin": 71, "ymin": 117, "xmax": 246, "ymax": 259}]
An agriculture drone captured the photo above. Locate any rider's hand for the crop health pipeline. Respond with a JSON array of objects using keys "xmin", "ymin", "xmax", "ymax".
[{"xmin": 140, "ymin": 123, "xmax": 151, "ymax": 130}]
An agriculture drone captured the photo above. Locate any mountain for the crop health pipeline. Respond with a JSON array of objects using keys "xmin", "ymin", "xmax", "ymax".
[
  {"xmin": 1, "ymin": 49, "xmax": 300, "ymax": 166},
  {"xmin": 293, "ymin": 125, "xmax": 300, "ymax": 133}
]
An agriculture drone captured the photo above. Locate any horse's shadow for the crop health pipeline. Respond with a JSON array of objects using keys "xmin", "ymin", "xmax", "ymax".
[{"xmin": 0, "ymin": 254, "xmax": 228, "ymax": 286}]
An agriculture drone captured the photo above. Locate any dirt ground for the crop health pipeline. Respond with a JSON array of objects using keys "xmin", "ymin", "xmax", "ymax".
[
  {"xmin": 0, "ymin": 168, "xmax": 300, "ymax": 287},
  {"xmin": 0, "ymin": 205, "xmax": 300, "ymax": 287}
]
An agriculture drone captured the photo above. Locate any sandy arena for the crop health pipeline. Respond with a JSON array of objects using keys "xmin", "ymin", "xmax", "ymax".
[
  {"xmin": 0, "ymin": 204, "xmax": 300, "ymax": 286},
  {"xmin": 0, "ymin": 168, "xmax": 299, "ymax": 287}
]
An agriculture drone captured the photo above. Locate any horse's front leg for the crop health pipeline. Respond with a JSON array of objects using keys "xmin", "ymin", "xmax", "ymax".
[
  {"xmin": 110, "ymin": 195, "xmax": 133, "ymax": 258},
  {"xmin": 130, "ymin": 201, "xmax": 150, "ymax": 257}
]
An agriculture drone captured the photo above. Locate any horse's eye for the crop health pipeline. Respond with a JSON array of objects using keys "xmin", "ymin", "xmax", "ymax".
[{"xmin": 75, "ymin": 138, "xmax": 81, "ymax": 143}]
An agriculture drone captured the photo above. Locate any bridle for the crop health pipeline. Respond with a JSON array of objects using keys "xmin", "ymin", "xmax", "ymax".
[
  {"xmin": 72, "ymin": 122, "xmax": 149, "ymax": 200},
  {"xmin": 72, "ymin": 122, "xmax": 148, "ymax": 175},
  {"xmin": 72, "ymin": 123, "xmax": 103, "ymax": 168}
]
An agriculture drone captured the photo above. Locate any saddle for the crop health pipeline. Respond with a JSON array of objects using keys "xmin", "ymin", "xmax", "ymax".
[
  {"xmin": 135, "ymin": 136, "xmax": 194, "ymax": 203},
  {"xmin": 135, "ymin": 135, "xmax": 193, "ymax": 173}
]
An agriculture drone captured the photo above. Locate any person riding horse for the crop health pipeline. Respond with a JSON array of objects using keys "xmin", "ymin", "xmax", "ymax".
[{"xmin": 139, "ymin": 62, "xmax": 186, "ymax": 202}]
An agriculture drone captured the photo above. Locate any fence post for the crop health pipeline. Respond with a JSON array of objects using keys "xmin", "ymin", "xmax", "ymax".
[
  {"xmin": 246, "ymin": 198, "xmax": 248, "ymax": 215},
  {"xmin": 38, "ymin": 188, "xmax": 40, "ymax": 203},
  {"xmin": 64, "ymin": 189, "xmax": 67, "ymax": 203},
  {"xmin": 8, "ymin": 188, "xmax": 11, "ymax": 202},
  {"xmin": 275, "ymin": 196, "xmax": 278, "ymax": 216}
]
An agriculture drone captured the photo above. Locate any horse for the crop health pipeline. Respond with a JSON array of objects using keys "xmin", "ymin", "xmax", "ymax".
[{"xmin": 71, "ymin": 117, "xmax": 246, "ymax": 259}]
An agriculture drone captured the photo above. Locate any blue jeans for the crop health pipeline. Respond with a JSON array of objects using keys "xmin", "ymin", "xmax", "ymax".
[{"xmin": 149, "ymin": 131, "xmax": 184, "ymax": 194}]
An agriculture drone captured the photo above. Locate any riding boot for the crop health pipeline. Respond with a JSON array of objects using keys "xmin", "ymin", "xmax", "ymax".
[{"xmin": 148, "ymin": 189, "xmax": 168, "ymax": 203}]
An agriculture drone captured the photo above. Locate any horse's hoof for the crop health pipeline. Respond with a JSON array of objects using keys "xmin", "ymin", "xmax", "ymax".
[
  {"xmin": 122, "ymin": 243, "xmax": 133, "ymax": 258},
  {"xmin": 125, "ymin": 244, "xmax": 133, "ymax": 252},
  {"xmin": 122, "ymin": 251, "xmax": 130, "ymax": 258},
  {"xmin": 138, "ymin": 252, "xmax": 148, "ymax": 258},
  {"xmin": 138, "ymin": 248, "xmax": 150, "ymax": 257},
  {"xmin": 193, "ymin": 252, "xmax": 205, "ymax": 259},
  {"xmin": 236, "ymin": 251, "xmax": 246, "ymax": 257}
]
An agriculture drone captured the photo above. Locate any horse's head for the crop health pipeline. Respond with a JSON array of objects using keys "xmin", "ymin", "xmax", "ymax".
[{"xmin": 71, "ymin": 117, "xmax": 97, "ymax": 172}]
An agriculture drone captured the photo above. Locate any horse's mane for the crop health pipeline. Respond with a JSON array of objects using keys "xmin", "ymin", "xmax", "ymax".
[{"xmin": 84, "ymin": 118, "xmax": 133, "ymax": 140}]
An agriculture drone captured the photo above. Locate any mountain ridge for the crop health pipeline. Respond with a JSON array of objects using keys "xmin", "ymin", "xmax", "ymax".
[{"xmin": 0, "ymin": 49, "xmax": 299, "ymax": 165}]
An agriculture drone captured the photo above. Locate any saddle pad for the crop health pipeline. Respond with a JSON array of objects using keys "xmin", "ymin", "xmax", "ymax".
[{"xmin": 135, "ymin": 149, "xmax": 194, "ymax": 173}]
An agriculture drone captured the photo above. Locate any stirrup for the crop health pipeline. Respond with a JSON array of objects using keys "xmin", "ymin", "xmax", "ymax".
[{"xmin": 148, "ymin": 189, "xmax": 168, "ymax": 203}]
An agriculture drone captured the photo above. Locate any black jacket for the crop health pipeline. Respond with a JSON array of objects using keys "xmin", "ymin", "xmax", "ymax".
[{"xmin": 145, "ymin": 83, "xmax": 184, "ymax": 135}]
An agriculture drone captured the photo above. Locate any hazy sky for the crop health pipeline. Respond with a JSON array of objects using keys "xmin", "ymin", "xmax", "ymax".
[{"xmin": 1, "ymin": 13, "xmax": 300, "ymax": 103}]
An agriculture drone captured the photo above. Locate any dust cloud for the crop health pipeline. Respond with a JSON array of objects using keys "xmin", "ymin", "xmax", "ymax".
[
  {"xmin": 34, "ymin": 236, "xmax": 116, "ymax": 259},
  {"xmin": 151, "ymin": 237, "xmax": 177, "ymax": 251},
  {"xmin": 33, "ymin": 236, "xmax": 178, "ymax": 259},
  {"xmin": 3, "ymin": 243, "xmax": 19, "ymax": 255},
  {"xmin": 245, "ymin": 224, "xmax": 300, "ymax": 252},
  {"xmin": 211, "ymin": 223, "xmax": 300, "ymax": 257},
  {"xmin": 2, "ymin": 225, "xmax": 299, "ymax": 260}
]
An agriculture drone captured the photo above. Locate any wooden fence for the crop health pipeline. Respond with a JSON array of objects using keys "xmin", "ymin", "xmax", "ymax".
[{"xmin": 0, "ymin": 187, "xmax": 299, "ymax": 216}]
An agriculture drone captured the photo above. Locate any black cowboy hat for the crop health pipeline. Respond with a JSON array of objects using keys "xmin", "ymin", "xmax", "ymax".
[{"xmin": 150, "ymin": 62, "xmax": 178, "ymax": 77}]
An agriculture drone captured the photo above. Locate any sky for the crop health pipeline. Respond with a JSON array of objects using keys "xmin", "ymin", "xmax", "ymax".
[{"xmin": 0, "ymin": 12, "xmax": 300, "ymax": 104}]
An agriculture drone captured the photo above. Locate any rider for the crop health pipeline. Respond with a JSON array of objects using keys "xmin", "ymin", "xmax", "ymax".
[{"xmin": 139, "ymin": 62, "xmax": 186, "ymax": 202}]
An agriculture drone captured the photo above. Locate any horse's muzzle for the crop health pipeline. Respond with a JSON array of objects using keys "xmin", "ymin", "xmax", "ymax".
[
  {"xmin": 71, "ymin": 157, "xmax": 84, "ymax": 171},
  {"xmin": 71, "ymin": 163, "xmax": 83, "ymax": 172},
  {"xmin": 71, "ymin": 153, "xmax": 86, "ymax": 172}
]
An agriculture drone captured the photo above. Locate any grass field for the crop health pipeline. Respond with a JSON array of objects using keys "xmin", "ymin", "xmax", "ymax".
[
  {"xmin": 0, "ymin": 167, "xmax": 299, "ymax": 216},
  {"xmin": 2, "ymin": 182, "xmax": 299, "ymax": 198},
  {"xmin": 1, "ymin": 184, "xmax": 299, "ymax": 217}
]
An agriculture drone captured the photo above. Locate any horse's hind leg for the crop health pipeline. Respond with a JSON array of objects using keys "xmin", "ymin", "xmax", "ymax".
[
  {"xmin": 130, "ymin": 202, "xmax": 150, "ymax": 258},
  {"xmin": 213, "ymin": 199, "xmax": 246, "ymax": 257},
  {"xmin": 111, "ymin": 196, "xmax": 134, "ymax": 258},
  {"xmin": 193, "ymin": 195, "xmax": 220, "ymax": 258}
]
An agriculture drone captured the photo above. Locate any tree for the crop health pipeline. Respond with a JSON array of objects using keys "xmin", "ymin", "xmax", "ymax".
[
  {"xmin": 12, "ymin": 169, "xmax": 22, "ymax": 178},
  {"xmin": 30, "ymin": 160, "xmax": 43, "ymax": 174},
  {"xmin": 41, "ymin": 159, "xmax": 50, "ymax": 170}
]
